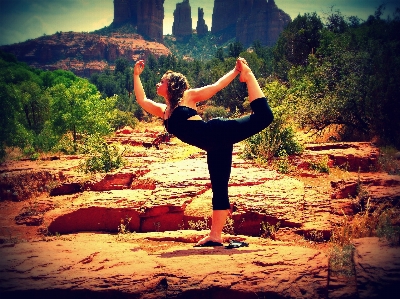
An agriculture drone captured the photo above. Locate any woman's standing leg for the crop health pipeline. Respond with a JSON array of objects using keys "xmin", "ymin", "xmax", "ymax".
[
  {"xmin": 195, "ymin": 59, "xmax": 274, "ymax": 246},
  {"xmin": 195, "ymin": 146, "xmax": 233, "ymax": 246}
]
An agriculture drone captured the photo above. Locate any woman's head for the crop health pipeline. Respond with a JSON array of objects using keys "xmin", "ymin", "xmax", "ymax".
[{"xmin": 159, "ymin": 71, "xmax": 190, "ymax": 109}]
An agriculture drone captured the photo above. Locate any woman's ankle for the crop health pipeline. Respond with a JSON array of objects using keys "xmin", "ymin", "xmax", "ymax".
[{"xmin": 239, "ymin": 70, "xmax": 254, "ymax": 83}]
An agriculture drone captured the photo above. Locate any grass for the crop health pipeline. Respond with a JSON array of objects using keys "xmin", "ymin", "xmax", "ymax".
[
  {"xmin": 260, "ymin": 221, "xmax": 280, "ymax": 240},
  {"xmin": 378, "ymin": 146, "xmax": 400, "ymax": 175}
]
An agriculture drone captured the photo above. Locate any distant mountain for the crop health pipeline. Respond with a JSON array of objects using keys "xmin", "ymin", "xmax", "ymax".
[{"xmin": 0, "ymin": 31, "xmax": 170, "ymax": 77}]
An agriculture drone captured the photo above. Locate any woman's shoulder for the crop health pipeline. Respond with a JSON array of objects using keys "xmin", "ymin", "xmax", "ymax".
[{"xmin": 181, "ymin": 90, "xmax": 198, "ymax": 108}]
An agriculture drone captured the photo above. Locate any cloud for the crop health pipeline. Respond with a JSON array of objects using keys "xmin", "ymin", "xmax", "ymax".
[
  {"xmin": 0, "ymin": 0, "xmax": 113, "ymax": 45},
  {"xmin": 274, "ymin": 0, "xmax": 398, "ymax": 20}
]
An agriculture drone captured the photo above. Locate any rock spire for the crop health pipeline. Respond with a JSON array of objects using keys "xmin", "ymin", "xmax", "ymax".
[
  {"xmin": 113, "ymin": 0, "xmax": 164, "ymax": 42},
  {"xmin": 196, "ymin": 7, "xmax": 208, "ymax": 36},
  {"xmin": 172, "ymin": 0, "xmax": 192, "ymax": 39},
  {"xmin": 211, "ymin": 0, "xmax": 291, "ymax": 46}
]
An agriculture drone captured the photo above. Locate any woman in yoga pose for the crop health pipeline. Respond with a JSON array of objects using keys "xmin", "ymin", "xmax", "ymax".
[{"xmin": 133, "ymin": 57, "xmax": 273, "ymax": 246}]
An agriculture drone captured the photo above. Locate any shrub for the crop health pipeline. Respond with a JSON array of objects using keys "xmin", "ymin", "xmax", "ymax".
[
  {"xmin": 203, "ymin": 106, "xmax": 228, "ymax": 121},
  {"xmin": 78, "ymin": 134, "xmax": 125, "ymax": 174},
  {"xmin": 376, "ymin": 209, "xmax": 400, "ymax": 245},
  {"xmin": 241, "ymin": 106, "xmax": 303, "ymax": 162},
  {"xmin": 111, "ymin": 110, "xmax": 138, "ymax": 130},
  {"xmin": 273, "ymin": 149, "xmax": 291, "ymax": 174},
  {"xmin": 308, "ymin": 155, "xmax": 330, "ymax": 173}
]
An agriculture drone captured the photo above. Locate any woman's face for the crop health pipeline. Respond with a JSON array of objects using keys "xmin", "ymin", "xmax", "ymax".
[{"xmin": 156, "ymin": 76, "xmax": 169, "ymax": 99}]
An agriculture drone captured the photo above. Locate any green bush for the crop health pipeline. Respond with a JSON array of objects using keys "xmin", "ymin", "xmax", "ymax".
[
  {"xmin": 241, "ymin": 106, "xmax": 303, "ymax": 162},
  {"xmin": 111, "ymin": 110, "xmax": 138, "ymax": 130},
  {"xmin": 377, "ymin": 209, "xmax": 400, "ymax": 245},
  {"xmin": 78, "ymin": 134, "xmax": 125, "ymax": 174},
  {"xmin": 203, "ymin": 106, "xmax": 228, "ymax": 121},
  {"xmin": 308, "ymin": 155, "xmax": 330, "ymax": 173}
]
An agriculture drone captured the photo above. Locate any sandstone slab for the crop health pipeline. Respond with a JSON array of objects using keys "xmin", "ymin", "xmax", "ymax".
[
  {"xmin": 0, "ymin": 232, "xmax": 328, "ymax": 299},
  {"xmin": 353, "ymin": 237, "xmax": 400, "ymax": 299}
]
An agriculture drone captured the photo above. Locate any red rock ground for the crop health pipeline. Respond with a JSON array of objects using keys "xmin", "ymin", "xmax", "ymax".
[{"xmin": 0, "ymin": 126, "xmax": 399, "ymax": 298}]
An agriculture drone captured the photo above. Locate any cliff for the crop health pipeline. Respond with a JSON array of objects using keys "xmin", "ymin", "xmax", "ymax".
[
  {"xmin": 0, "ymin": 32, "xmax": 171, "ymax": 77},
  {"xmin": 137, "ymin": 0, "xmax": 165, "ymax": 42},
  {"xmin": 196, "ymin": 7, "xmax": 208, "ymax": 36},
  {"xmin": 211, "ymin": 0, "xmax": 241, "ymax": 41},
  {"xmin": 212, "ymin": 0, "xmax": 291, "ymax": 46},
  {"xmin": 113, "ymin": 0, "xmax": 164, "ymax": 42},
  {"xmin": 113, "ymin": 0, "xmax": 137, "ymax": 26},
  {"xmin": 172, "ymin": 0, "xmax": 192, "ymax": 39},
  {"xmin": 237, "ymin": 0, "xmax": 291, "ymax": 46}
]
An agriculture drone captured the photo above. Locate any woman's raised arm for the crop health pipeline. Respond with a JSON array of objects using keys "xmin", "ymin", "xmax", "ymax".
[
  {"xmin": 184, "ymin": 60, "xmax": 242, "ymax": 104},
  {"xmin": 133, "ymin": 60, "xmax": 165, "ymax": 118}
]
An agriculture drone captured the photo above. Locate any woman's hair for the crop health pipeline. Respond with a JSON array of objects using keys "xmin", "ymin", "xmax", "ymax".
[{"xmin": 164, "ymin": 71, "xmax": 190, "ymax": 109}]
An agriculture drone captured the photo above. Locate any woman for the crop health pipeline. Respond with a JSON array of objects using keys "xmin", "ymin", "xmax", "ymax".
[{"xmin": 133, "ymin": 57, "xmax": 273, "ymax": 246}]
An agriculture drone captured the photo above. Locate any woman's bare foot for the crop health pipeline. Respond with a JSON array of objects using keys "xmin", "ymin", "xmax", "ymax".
[
  {"xmin": 195, "ymin": 234, "xmax": 223, "ymax": 246},
  {"xmin": 239, "ymin": 64, "xmax": 253, "ymax": 83}
]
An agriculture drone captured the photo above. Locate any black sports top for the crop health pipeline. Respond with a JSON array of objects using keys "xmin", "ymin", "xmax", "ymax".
[{"xmin": 163, "ymin": 106, "xmax": 208, "ymax": 149}]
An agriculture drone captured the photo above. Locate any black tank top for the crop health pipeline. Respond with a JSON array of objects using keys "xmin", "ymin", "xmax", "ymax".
[
  {"xmin": 164, "ymin": 106, "xmax": 199, "ymax": 134},
  {"xmin": 164, "ymin": 106, "xmax": 208, "ymax": 149}
]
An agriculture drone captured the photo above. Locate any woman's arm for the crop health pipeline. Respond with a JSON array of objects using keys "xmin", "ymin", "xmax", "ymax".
[
  {"xmin": 185, "ymin": 65, "xmax": 240, "ymax": 104},
  {"xmin": 133, "ymin": 60, "xmax": 165, "ymax": 118}
]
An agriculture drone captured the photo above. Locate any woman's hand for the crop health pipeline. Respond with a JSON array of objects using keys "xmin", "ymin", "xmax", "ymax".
[
  {"xmin": 235, "ymin": 57, "xmax": 248, "ymax": 72},
  {"xmin": 133, "ymin": 60, "xmax": 145, "ymax": 76},
  {"xmin": 236, "ymin": 57, "xmax": 252, "ymax": 83}
]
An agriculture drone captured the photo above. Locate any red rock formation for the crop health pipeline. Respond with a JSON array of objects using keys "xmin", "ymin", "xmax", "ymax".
[
  {"xmin": 137, "ymin": 0, "xmax": 165, "ymax": 42},
  {"xmin": 113, "ymin": 0, "xmax": 163, "ymax": 42},
  {"xmin": 0, "ymin": 32, "xmax": 171, "ymax": 77},
  {"xmin": 196, "ymin": 7, "xmax": 208, "ymax": 36},
  {"xmin": 113, "ymin": 0, "xmax": 137, "ymax": 26},
  {"xmin": 212, "ymin": 0, "xmax": 291, "ymax": 46},
  {"xmin": 237, "ymin": 0, "xmax": 291, "ymax": 46},
  {"xmin": 172, "ymin": 0, "xmax": 192, "ymax": 39},
  {"xmin": 211, "ymin": 0, "xmax": 241, "ymax": 41}
]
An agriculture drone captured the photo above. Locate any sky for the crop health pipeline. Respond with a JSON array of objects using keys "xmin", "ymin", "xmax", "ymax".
[{"xmin": 0, "ymin": 0, "xmax": 399, "ymax": 46}]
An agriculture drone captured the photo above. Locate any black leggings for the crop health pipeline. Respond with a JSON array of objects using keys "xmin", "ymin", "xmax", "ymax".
[{"xmin": 204, "ymin": 97, "xmax": 273, "ymax": 210}]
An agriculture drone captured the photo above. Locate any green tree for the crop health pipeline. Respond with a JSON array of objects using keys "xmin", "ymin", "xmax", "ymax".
[
  {"xmin": 49, "ymin": 80, "xmax": 117, "ymax": 152},
  {"xmin": 287, "ymin": 11, "xmax": 400, "ymax": 147},
  {"xmin": 215, "ymin": 47, "xmax": 225, "ymax": 61},
  {"xmin": 273, "ymin": 13, "xmax": 323, "ymax": 79},
  {"xmin": 114, "ymin": 57, "xmax": 129, "ymax": 74},
  {"xmin": 228, "ymin": 41, "xmax": 244, "ymax": 58}
]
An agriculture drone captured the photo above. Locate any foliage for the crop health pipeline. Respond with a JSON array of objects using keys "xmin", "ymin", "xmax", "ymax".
[
  {"xmin": 284, "ymin": 11, "xmax": 400, "ymax": 147},
  {"xmin": 91, "ymin": 23, "xmax": 137, "ymax": 36},
  {"xmin": 164, "ymin": 33, "xmax": 236, "ymax": 62},
  {"xmin": 329, "ymin": 244, "xmax": 355, "ymax": 276},
  {"xmin": 2, "ymin": 6, "xmax": 400, "ymax": 161},
  {"xmin": 377, "ymin": 146, "xmax": 400, "ymax": 175},
  {"xmin": 308, "ymin": 155, "xmax": 330, "ymax": 173},
  {"xmin": 111, "ymin": 110, "xmax": 138, "ymax": 130},
  {"xmin": 202, "ymin": 106, "xmax": 228, "ymax": 121},
  {"xmin": 0, "ymin": 51, "xmax": 122, "ymax": 160},
  {"xmin": 242, "ymin": 81, "xmax": 303, "ymax": 164},
  {"xmin": 376, "ymin": 208, "xmax": 400, "ymax": 245},
  {"xmin": 273, "ymin": 12, "xmax": 323, "ymax": 79},
  {"xmin": 241, "ymin": 103, "xmax": 304, "ymax": 162},
  {"xmin": 78, "ymin": 134, "xmax": 125, "ymax": 174},
  {"xmin": 188, "ymin": 217, "xmax": 209, "ymax": 231},
  {"xmin": 273, "ymin": 150, "xmax": 291, "ymax": 174},
  {"xmin": 48, "ymin": 80, "xmax": 117, "ymax": 152},
  {"xmin": 260, "ymin": 221, "xmax": 280, "ymax": 239}
]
